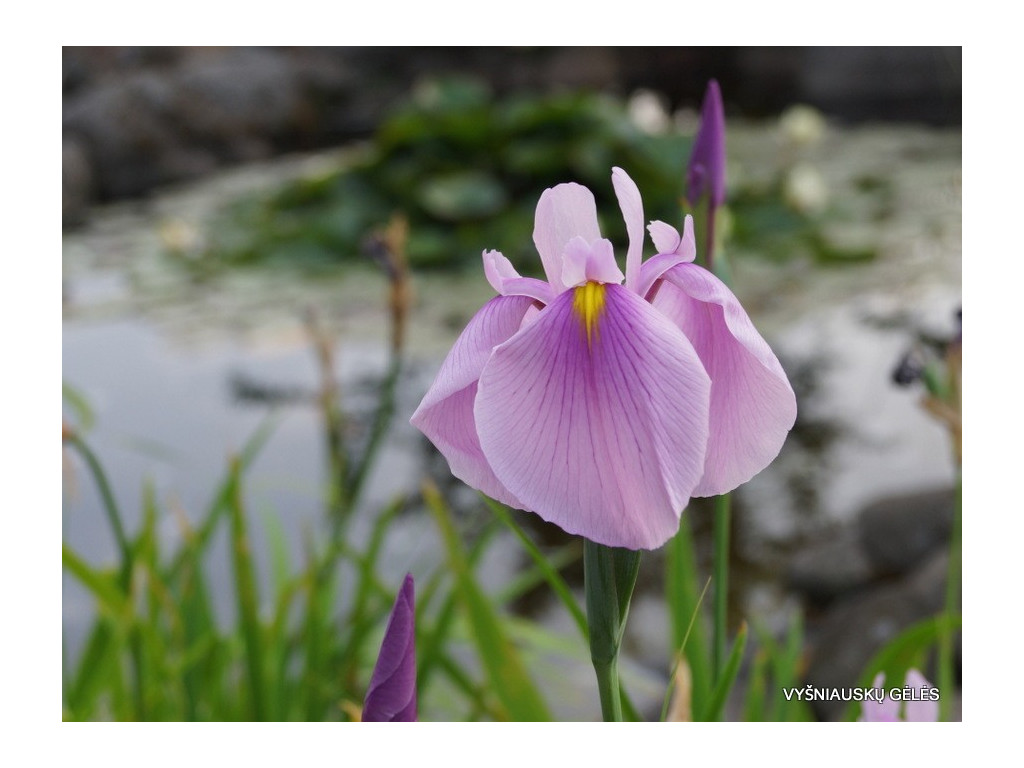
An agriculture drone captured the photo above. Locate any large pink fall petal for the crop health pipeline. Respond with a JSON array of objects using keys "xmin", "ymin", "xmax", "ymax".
[
  {"xmin": 652, "ymin": 263, "xmax": 797, "ymax": 497},
  {"xmin": 533, "ymin": 183, "xmax": 602, "ymax": 291},
  {"xmin": 475, "ymin": 284, "xmax": 711, "ymax": 550},
  {"xmin": 410, "ymin": 295, "xmax": 535, "ymax": 507}
]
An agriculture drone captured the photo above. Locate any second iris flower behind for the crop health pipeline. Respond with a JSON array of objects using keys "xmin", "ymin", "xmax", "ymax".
[{"xmin": 411, "ymin": 167, "xmax": 796, "ymax": 550}]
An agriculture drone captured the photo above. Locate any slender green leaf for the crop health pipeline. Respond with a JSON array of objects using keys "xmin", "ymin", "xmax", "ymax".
[
  {"xmin": 659, "ymin": 575, "xmax": 712, "ymax": 722},
  {"xmin": 62, "ymin": 543, "xmax": 127, "ymax": 617},
  {"xmin": 665, "ymin": 514, "xmax": 713, "ymax": 711},
  {"xmin": 484, "ymin": 497, "xmax": 588, "ymax": 640},
  {"xmin": 743, "ymin": 650, "xmax": 769, "ymax": 722},
  {"xmin": 166, "ymin": 412, "xmax": 278, "ymax": 581},
  {"xmin": 700, "ymin": 622, "xmax": 748, "ymax": 722},
  {"xmin": 425, "ymin": 482, "xmax": 551, "ymax": 721},
  {"xmin": 62, "ymin": 381, "xmax": 95, "ymax": 430},
  {"xmin": 227, "ymin": 458, "xmax": 267, "ymax": 720}
]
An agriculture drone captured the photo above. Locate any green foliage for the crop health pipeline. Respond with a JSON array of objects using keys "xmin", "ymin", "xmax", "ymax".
[
  {"xmin": 62, "ymin": 378, "xmax": 585, "ymax": 721},
  {"xmin": 199, "ymin": 77, "xmax": 690, "ymax": 274},
  {"xmin": 663, "ymin": 514, "xmax": 815, "ymax": 722},
  {"xmin": 425, "ymin": 482, "xmax": 552, "ymax": 721},
  {"xmin": 728, "ymin": 184, "xmax": 878, "ymax": 265}
]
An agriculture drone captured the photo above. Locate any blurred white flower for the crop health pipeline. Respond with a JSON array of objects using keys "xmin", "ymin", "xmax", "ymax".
[
  {"xmin": 783, "ymin": 162, "xmax": 829, "ymax": 215},
  {"xmin": 627, "ymin": 89, "xmax": 671, "ymax": 135},
  {"xmin": 159, "ymin": 219, "xmax": 205, "ymax": 259},
  {"xmin": 779, "ymin": 104, "xmax": 826, "ymax": 147}
]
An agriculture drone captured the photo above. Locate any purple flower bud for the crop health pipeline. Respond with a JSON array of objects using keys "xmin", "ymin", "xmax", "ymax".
[
  {"xmin": 686, "ymin": 80, "xmax": 727, "ymax": 209},
  {"xmin": 362, "ymin": 573, "xmax": 416, "ymax": 721}
]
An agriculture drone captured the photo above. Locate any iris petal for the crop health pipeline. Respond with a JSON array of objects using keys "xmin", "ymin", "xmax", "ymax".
[
  {"xmin": 611, "ymin": 166, "xmax": 644, "ymax": 292},
  {"xmin": 533, "ymin": 183, "xmax": 602, "ymax": 291},
  {"xmin": 475, "ymin": 284, "xmax": 711, "ymax": 550},
  {"xmin": 651, "ymin": 264, "xmax": 797, "ymax": 496},
  {"xmin": 411, "ymin": 295, "xmax": 535, "ymax": 507}
]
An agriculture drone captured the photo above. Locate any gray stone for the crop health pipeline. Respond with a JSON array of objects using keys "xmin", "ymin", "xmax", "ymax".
[
  {"xmin": 786, "ymin": 527, "xmax": 875, "ymax": 604},
  {"xmin": 804, "ymin": 550, "xmax": 951, "ymax": 721},
  {"xmin": 62, "ymin": 137, "xmax": 93, "ymax": 226},
  {"xmin": 858, "ymin": 487, "xmax": 954, "ymax": 575}
]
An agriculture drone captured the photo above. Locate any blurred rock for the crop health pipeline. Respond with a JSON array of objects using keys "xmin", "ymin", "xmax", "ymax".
[
  {"xmin": 172, "ymin": 48, "xmax": 301, "ymax": 160},
  {"xmin": 62, "ymin": 137, "xmax": 93, "ymax": 225},
  {"xmin": 61, "ymin": 47, "xmax": 361, "ymax": 211},
  {"xmin": 858, "ymin": 487, "xmax": 953, "ymax": 575},
  {"xmin": 804, "ymin": 550, "xmax": 949, "ymax": 721},
  {"xmin": 62, "ymin": 47, "xmax": 961, "ymax": 221},
  {"xmin": 786, "ymin": 527, "xmax": 874, "ymax": 604}
]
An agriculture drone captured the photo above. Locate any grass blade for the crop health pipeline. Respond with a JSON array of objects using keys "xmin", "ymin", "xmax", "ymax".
[
  {"xmin": 700, "ymin": 621, "xmax": 748, "ymax": 722},
  {"xmin": 425, "ymin": 481, "xmax": 551, "ymax": 721},
  {"xmin": 227, "ymin": 457, "xmax": 267, "ymax": 720},
  {"xmin": 484, "ymin": 496, "xmax": 587, "ymax": 639},
  {"xmin": 665, "ymin": 514, "xmax": 712, "ymax": 711}
]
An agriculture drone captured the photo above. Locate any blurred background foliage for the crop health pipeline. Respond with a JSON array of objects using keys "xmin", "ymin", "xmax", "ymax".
[{"xmin": 196, "ymin": 78, "xmax": 691, "ymax": 273}]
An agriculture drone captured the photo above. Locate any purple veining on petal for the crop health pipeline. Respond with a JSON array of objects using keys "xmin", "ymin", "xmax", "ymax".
[
  {"xmin": 652, "ymin": 262, "xmax": 796, "ymax": 496},
  {"xmin": 475, "ymin": 284, "xmax": 710, "ymax": 550},
  {"xmin": 411, "ymin": 295, "xmax": 534, "ymax": 507}
]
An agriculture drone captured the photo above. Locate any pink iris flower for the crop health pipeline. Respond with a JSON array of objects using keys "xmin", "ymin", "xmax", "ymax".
[
  {"xmin": 860, "ymin": 669, "xmax": 940, "ymax": 722},
  {"xmin": 411, "ymin": 167, "xmax": 796, "ymax": 550}
]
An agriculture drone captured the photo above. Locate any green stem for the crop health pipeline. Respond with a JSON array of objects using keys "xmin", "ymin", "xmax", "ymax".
[
  {"xmin": 584, "ymin": 540, "xmax": 641, "ymax": 722},
  {"xmin": 712, "ymin": 492, "xmax": 731, "ymax": 681},
  {"xmin": 938, "ymin": 468, "xmax": 962, "ymax": 720},
  {"xmin": 593, "ymin": 657, "xmax": 622, "ymax": 722}
]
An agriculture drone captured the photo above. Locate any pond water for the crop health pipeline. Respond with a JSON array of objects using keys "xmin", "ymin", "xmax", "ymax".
[{"xmin": 62, "ymin": 123, "xmax": 961, "ymax": 718}]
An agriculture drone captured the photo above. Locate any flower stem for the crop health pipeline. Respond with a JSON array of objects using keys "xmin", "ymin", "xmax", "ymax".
[
  {"xmin": 593, "ymin": 657, "xmax": 622, "ymax": 722},
  {"xmin": 938, "ymin": 468, "xmax": 962, "ymax": 720},
  {"xmin": 584, "ymin": 539, "xmax": 641, "ymax": 721},
  {"xmin": 712, "ymin": 492, "xmax": 731, "ymax": 681}
]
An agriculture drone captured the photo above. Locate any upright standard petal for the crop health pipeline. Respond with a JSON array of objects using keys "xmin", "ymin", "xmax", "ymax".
[
  {"xmin": 410, "ymin": 295, "xmax": 535, "ymax": 507},
  {"xmin": 475, "ymin": 284, "xmax": 711, "ymax": 550},
  {"xmin": 533, "ymin": 183, "xmax": 602, "ymax": 291},
  {"xmin": 651, "ymin": 263, "xmax": 796, "ymax": 497},
  {"xmin": 611, "ymin": 166, "xmax": 644, "ymax": 292},
  {"xmin": 363, "ymin": 573, "xmax": 416, "ymax": 722}
]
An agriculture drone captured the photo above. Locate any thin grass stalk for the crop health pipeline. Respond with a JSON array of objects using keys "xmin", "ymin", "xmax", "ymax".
[
  {"xmin": 64, "ymin": 432, "xmax": 131, "ymax": 576},
  {"xmin": 227, "ymin": 458, "xmax": 267, "ymax": 720}
]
